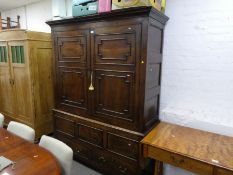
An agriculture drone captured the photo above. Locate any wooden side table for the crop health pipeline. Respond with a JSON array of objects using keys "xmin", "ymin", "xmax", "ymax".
[{"xmin": 141, "ymin": 122, "xmax": 233, "ymax": 175}]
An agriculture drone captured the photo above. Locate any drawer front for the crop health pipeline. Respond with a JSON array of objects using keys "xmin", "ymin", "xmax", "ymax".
[
  {"xmin": 54, "ymin": 115, "xmax": 75, "ymax": 137},
  {"xmin": 107, "ymin": 133, "xmax": 139, "ymax": 160},
  {"xmin": 217, "ymin": 168, "xmax": 233, "ymax": 175},
  {"xmin": 148, "ymin": 146, "xmax": 213, "ymax": 175},
  {"xmin": 53, "ymin": 110, "xmax": 142, "ymax": 174},
  {"xmin": 74, "ymin": 141, "xmax": 93, "ymax": 161},
  {"xmin": 73, "ymin": 140, "xmax": 138, "ymax": 175},
  {"xmin": 75, "ymin": 123, "xmax": 103, "ymax": 147},
  {"xmin": 110, "ymin": 154, "xmax": 138, "ymax": 175},
  {"xmin": 73, "ymin": 141, "xmax": 110, "ymax": 172}
]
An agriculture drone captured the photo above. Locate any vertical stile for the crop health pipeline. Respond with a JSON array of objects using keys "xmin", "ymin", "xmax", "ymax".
[
  {"xmin": 0, "ymin": 47, "xmax": 2, "ymax": 62},
  {"xmin": 12, "ymin": 46, "xmax": 16, "ymax": 63},
  {"xmin": 20, "ymin": 46, "xmax": 24, "ymax": 63},
  {"xmin": 3, "ymin": 47, "xmax": 7, "ymax": 62}
]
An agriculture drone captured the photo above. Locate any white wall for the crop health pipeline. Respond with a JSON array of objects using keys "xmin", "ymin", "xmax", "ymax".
[
  {"xmin": 0, "ymin": 0, "xmax": 74, "ymax": 33},
  {"xmin": 26, "ymin": 0, "xmax": 52, "ymax": 32},
  {"xmin": 66, "ymin": 0, "xmax": 72, "ymax": 17},
  {"xmin": 1, "ymin": 6, "xmax": 27, "ymax": 29},
  {"xmin": 1, "ymin": 0, "xmax": 74, "ymax": 32},
  {"xmin": 161, "ymin": 0, "xmax": 233, "ymax": 174},
  {"xmin": 1, "ymin": 0, "xmax": 52, "ymax": 32}
]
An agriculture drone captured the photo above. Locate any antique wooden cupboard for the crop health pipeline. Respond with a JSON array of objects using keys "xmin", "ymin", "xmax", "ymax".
[
  {"xmin": 47, "ymin": 7, "xmax": 168, "ymax": 175},
  {"xmin": 0, "ymin": 29, "xmax": 54, "ymax": 139}
]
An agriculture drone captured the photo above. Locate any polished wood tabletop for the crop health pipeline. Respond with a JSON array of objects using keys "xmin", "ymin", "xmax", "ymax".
[
  {"xmin": 0, "ymin": 128, "xmax": 61, "ymax": 175},
  {"xmin": 141, "ymin": 122, "xmax": 233, "ymax": 175}
]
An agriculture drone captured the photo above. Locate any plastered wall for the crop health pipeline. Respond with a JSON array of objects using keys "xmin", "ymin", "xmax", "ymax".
[
  {"xmin": 1, "ymin": 0, "xmax": 52, "ymax": 32},
  {"xmin": 161, "ymin": 0, "xmax": 233, "ymax": 174}
]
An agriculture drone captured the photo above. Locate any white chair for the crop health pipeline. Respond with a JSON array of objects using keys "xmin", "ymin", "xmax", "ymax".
[
  {"xmin": 39, "ymin": 135, "xmax": 73, "ymax": 175},
  {"xmin": 7, "ymin": 121, "xmax": 35, "ymax": 142},
  {"xmin": 0, "ymin": 113, "xmax": 4, "ymax": 127}
]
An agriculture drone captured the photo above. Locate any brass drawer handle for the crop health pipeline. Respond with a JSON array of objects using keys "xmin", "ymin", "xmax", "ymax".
[
  {"xmin": 119, "ymin": 166, "xmax": 127, "ymax": 174},
  {"xmin": 98, "ymin": 156, "xmax": 106, "ymax": 163},
  {"xmin": 170, "ymin": 155, "xmax": 185, "ymax": 164}
]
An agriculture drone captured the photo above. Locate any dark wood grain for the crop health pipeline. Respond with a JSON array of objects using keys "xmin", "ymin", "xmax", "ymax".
[
  {"xmin": 141, "ymin": 122, "xmax": 233, "ymax": 175},
  {"xmin": 0, "ymin": 128, "xmax": 61, "ymax": 175},
  {"xmin": 48, "ymin": 7, "xmax": 168, "ymax": 175}
]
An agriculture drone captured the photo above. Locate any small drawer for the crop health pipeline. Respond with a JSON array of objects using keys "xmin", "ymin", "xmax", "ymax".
[
  {"xmin": 74, "ymin": 142, "xmax": 93, "ymax": 161},
  {"xmin": 75, "ymin": 123, "xmax": 103, "ymax": 147},
  {"xmin": 148, "ymin": 146, "xmax": 213, "ymax": 175},
  {"xmin": 217, "ymin": 168, "xmax": 233, "ymax": 175},
  {"xmin": 54, "ymin": 115, "xmax": 75, "ymax": 137},
  {"xmin": 107, "ymin": 133, "xmax": 139, "ymax": 160},
  {"xmin": 92, "ymin": 149, "xmax": 138, "ymax": 175},
  {"xmin": 110, "ymin": 154, "xmax": 138, "ymax": 175}
]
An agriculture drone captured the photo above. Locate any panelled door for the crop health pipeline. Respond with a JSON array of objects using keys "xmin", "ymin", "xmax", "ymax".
[
  {"xmin": 55, "ymin": 29, "xmax": 90, "ymax": 115},
  {"xmin": 90, "ymin": 23, "xmax": 141, "ymax": 129},
  {"xmin": 8, "ymin": 41, "xmax": 34, "ymax": 124},
  {"xmin": 0, "ymin": 42, "xmax": 15, "ymax": 117}
]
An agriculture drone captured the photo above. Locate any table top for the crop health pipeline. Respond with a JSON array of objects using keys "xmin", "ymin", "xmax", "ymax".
[
  {"xmin": 0, "ymin": 128, "xmax": 61, "ymax": 175},
  {"xmin": 141, "ymin": 122, "xmax": 233, "ymax": 171}
]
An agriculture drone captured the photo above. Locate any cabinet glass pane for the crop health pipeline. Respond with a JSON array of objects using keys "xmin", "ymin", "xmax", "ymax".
[
  {"xmin": 11, "ymin": 46, "xmax": 25, "ymax": 64},
  {"xmin": 3, "ymin": 47, "xmax": 7, "ymax": 62},
  {"xmin": 0, "ymin": 47, "xmax": 2, "ymax": 62},
  {"xmin": 16, "ymin": 46, "xmax": 21, "ymax": 63},
  {"xmin": 12, "ymin": 46, "xmax": 16, "ymax": 63},
  {"xmin": 0, "ymin": 46, "xmax": 7, "ymax": 63}
]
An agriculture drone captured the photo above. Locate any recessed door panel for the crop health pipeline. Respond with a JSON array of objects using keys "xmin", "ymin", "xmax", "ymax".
[
  {"xmin": 55, "ymin": 29, "xmax": 90, "ymax": 66},
  {"xmin": 92, "ymin": 25, "xmax": 141, "ymax": 66},
  {"xmin": 58, "ymin": 37, "xmax": 86, "ymax": 63},
  {"xmin": 93, "ymin": 70, "xmax": 135, "ymax": 122},
  {"xmin": 58, "ymin": 67, "xmax": 88, "ymax": 111}
]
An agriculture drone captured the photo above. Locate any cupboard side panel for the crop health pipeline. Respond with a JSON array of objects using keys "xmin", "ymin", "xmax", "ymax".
[
  {"xmin": 29, "ymin": 40, "xmax": 54, "ymax": 138},
  {"xmin": 143, "ymin": 18, "xmax": 165, "ymax": 131}
]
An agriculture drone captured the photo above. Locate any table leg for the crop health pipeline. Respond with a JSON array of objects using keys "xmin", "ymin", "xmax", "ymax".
[{"xmin": 154, "ymin": 160, "xmax": 163, "ymax": 175}]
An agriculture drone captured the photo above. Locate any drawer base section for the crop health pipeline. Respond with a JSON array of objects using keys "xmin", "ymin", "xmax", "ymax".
[{"xmin": 53, "ymin": 110, "xmax": 145, "ymax": 175}]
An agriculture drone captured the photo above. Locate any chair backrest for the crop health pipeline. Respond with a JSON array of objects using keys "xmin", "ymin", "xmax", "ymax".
[
  {"xmin": 39, "ymin": 135, "xmax": 73, "ymax": 175},
  {"xmin": 0, "ymin": 113, "xmax": 4, "ymax": 127},
  {"xmin": 7, "ymin": 121, "xmax": 35, "ymax": 142}
]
